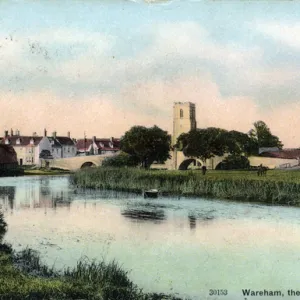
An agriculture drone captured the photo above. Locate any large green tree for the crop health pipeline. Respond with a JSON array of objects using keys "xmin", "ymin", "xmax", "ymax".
[
  {"xmin": 249, "ymin": 120, "xmax": 283, "ymax": 149},
  {"xmin": 176, "ymin": 127, "xmax": 228, "ymax": 162},
  {"xmin": 226, "ymin": 130, "xmax": 258, "ymax": 156},
  {"xmin": 120, "ymin": 125, "xmax": 171, "ymax": 169}
]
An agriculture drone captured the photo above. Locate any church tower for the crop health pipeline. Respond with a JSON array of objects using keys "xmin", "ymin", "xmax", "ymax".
[{"xmin": 172, "ymin": 102, "xmax": 197, "ymax": 146}]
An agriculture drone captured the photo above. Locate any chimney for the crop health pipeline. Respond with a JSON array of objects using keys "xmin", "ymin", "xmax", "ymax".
[
  {"xmin": 92, "ymin": 136, "xmax": 96, "ymax": 142},
  {"xmin": 44, "ymin": 128, "xmax": 47, "ymax": 137},
  {"xmin": 10, "ymin": 129, "xmax": 13, "ymax": 136},
  {"xmin": 4, "ymin": 130, "xmax": 8, "ymax": 138},
  {"xmin": 67, "ymin": 131, "xmax": 70, "ymax": 138},
  {"xmin": 16, "ymin": 129, "xmax": 20, "ymax": 136},
  {"xmin": 52, "ymin": 131, "xmax": 57, "ymax": 139},
  {"xmin": 110, "ymin": 137, "xmax": 114, "ymax": 142}
]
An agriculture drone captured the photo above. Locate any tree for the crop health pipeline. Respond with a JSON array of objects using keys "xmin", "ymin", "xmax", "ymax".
[
  {"xmin": 225, "ymin": 130, "xmax": 258, "ymax": 156},
  {"xmin": 39, "ymin": 150, "xmax": 53, "ymax": 159},
  {"xmin": 176, "ymin": 127, "xmax": 228, "ymax": 162},
  {"xmin": 216, "ymin": 155, "xmax": 250, "ymax": 170},
  {"xmin": 120, "ymin": 125, "xmax": 171, "ymax": 169},
  {"xmin": 249, "ymin": 121, "xmax": 283, "ymax": 149},
  {"xmin": 0, "ymin": 212, "xmax": 7, "ymax": 243},
  {"xmin": 102, "ymin": 152, "xmax": 140, "ymax": 168}
]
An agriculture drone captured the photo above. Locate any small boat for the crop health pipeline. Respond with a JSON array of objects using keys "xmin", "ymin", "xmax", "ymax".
[{"xmin": 144, "ymin": 189, "xmax": 159, "ymax": 198}]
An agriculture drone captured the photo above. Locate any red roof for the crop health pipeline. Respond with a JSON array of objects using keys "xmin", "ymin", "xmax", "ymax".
[
  {"xmin": 76, "ymin": 138, "xmax": 120, "ymax": 151},
  {"xmin": 76, "ymin": 139, "xmax": 92, "ymax": 151},
  {"xmin": 260, "ymin": 149, "xmax": 300, "ymax": 159},
  {"xmin": 94, "ymin": 138, "xmax": 120, "ymax": 150}
]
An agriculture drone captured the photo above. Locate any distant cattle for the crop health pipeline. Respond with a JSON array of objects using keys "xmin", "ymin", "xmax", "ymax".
[{"xmin": 257, "ymin": 164, "xmax": 268, "ymax": 176}]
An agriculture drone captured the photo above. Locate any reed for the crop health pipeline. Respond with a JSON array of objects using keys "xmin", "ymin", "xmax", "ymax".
[{"xmin": 71, "ymin": 167, "xmax": 300, "ymax": 206}]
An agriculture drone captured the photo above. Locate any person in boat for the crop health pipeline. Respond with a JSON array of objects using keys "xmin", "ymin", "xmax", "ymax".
[{"xmin": 202, "ymin": 165, "xmax": 207, "ymax": 175}]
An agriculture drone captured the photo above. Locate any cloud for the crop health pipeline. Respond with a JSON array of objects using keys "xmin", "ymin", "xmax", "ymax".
[
  {"xmin": 256, "ymin": 21, "xmax": 300, "ymax": 50},
  {"xmin": 119, "ymin": 76, "xmax": 300, "ymax": 148},
  {"xmin": 0, "ymin": 28, "xmax": 114, "ymax": 89},
  {"xmin": 1, "ymin": 19, "xmax": 300, "ymax": 147},
  {"xmin": 2, "ymin": 75, "xmax": 298, "ymax": 147}
]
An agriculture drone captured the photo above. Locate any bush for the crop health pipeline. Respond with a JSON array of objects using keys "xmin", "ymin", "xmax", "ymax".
[
  {"xmin": 102, "ymin": 152, "xmax": 139, "ymax": 168},
  {"xmin": 216, "ymin": 155, "xmax": 250, "ymax": 170}
]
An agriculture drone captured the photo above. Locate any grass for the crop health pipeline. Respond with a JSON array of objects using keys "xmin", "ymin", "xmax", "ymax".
[
  {"xmin": 0, "ymin": 212, "xmax": 187, "ymax": 299},
  {"xmin": 24, "ymin": 168, "xmax": 71, "ymax": 176},
  {"xmin": 0, "ymin": 245, "xmax": 187, "ymax": 300},
  {"xmin": 71, "ymin": 167, "xmax": 300, "ymax": 206}
]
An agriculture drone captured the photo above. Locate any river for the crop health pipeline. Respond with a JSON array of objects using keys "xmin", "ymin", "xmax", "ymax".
[{"xmin": 0, "ymin": 175, "xmax": 300, "ymax": 300}]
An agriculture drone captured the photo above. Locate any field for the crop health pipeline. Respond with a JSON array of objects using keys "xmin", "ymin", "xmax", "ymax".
[{"xmin": 71, "ymin": 168, "xmax": 300, "ymax": 206}]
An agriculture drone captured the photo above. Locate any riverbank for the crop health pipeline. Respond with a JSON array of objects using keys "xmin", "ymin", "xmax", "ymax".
[
  {"xmin": 23, "ymin": 168, "xmax": 71, "ymax": 176},
  {"xmin": 71, "ymin": 167, "xmax": 300, "ymax": 206},
  {"xmin": 0, "ymin": 168, "xmax": 24, "ymax": 177},
  {"xmin": 0, "ymin": 201, "xmax": 186, "ymax": 300},
  {"xmin": 0, "ymin": 244, "xmax": 185, "ymax": 300}
]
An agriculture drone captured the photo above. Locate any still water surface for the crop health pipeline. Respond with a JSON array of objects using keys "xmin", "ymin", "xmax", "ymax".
[{"xmin": 1, "ymin": 175, "xmax": 300, "ymax": 299}]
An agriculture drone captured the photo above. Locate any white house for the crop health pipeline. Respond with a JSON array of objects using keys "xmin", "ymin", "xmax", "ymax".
[{"xmin": 1, "ymin": 129, "xmax": 77, "ymax": 166}]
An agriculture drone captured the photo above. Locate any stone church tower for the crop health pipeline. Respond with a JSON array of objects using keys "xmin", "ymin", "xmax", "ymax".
[{"xmin": 172, "ymin": 102, "xmax": 197, "ymax": 146}]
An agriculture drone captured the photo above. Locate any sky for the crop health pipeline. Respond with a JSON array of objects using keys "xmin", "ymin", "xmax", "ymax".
[{"xmin": 1, "ymin": 0, "xmax": 300, "ymax": 147}]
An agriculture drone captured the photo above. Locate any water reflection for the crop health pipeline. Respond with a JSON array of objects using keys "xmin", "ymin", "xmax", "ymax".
[
  {"xmin": 188, "ymin": 214, "xmax": 196, "ymax": 230},
  {"xmin": 0, "ymin": 177, "xmax": 72, "ymax": 210},
  {"xmin": 0, "ymin": 186, "xmax": 15, "ymax": 210},
  {"xmin": 121, "ymin": 207, "xmax": 166, "ymax": 222},
  {"xmin": 75, "ymin": 188, "xmax": 141, "ymax": 199},
  {"xmin": 3, "ymin": 176, "xmax": 300, "ymax": 300}
]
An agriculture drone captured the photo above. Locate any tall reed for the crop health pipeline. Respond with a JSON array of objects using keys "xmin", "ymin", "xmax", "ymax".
[{"xmin": 71, "ymin": 168, "xmax": 300, "ymax": 206}]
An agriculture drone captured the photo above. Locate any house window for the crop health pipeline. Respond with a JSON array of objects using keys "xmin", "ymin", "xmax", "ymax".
[
  {"xmin": 32, "ymin": 157, "xmax": 34, "ymax": 163},
  {"xmin": 180, "ymin": 109, "xmax": 183, "ymax": 118},
  {"xmin": 68, "ymin": 147, "xmax": 70, "ymax": 152}
]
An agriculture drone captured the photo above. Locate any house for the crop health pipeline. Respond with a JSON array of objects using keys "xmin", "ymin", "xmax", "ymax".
[
  {"xmin": 1, "ymin": 130, "xmax": 43, "ymax": 165},
  {"xmin": 37, "ymin": 130, "xmax": 77, "ymax": 162},
  {"xmin": 1, "ymin": 129, "xmax": 77, "ymax": 166},
  {"xmin": 259, "ymin": 148, "xmax": 300, "ymax": 160},
  {"xmin": 76, "ymin": 136, "xmax": 120, "ymax": 156}
]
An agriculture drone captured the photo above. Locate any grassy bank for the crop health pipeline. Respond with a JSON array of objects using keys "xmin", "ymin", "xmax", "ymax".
[
  {"xmin": 0, "ymin": 245, "xmax": 185, "ymax": 300},
  {"xmin": 71, "ymin": 167, "xmax": 300, "ymax": 206},
  {"xmin": 0, "ymin": 212, "xmax": 185, "ymax": 300},
  {"xmin": 24, "ymin": 168, "xmax": 71, "ymax": 176}
]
